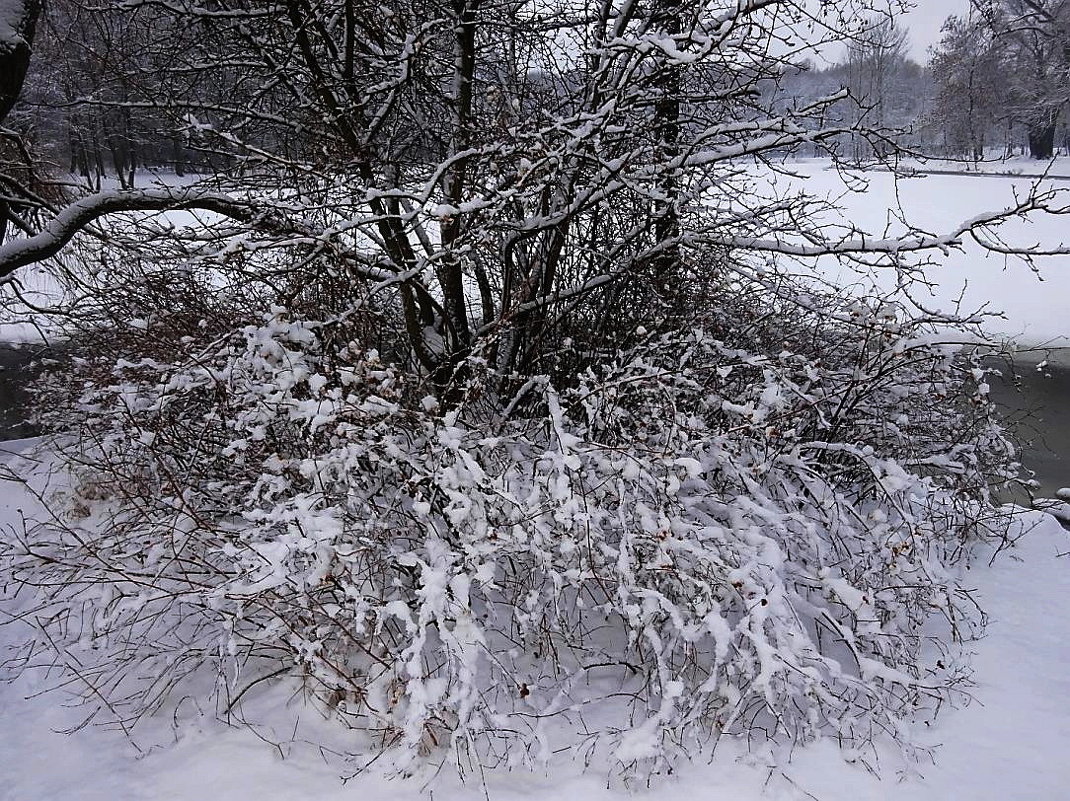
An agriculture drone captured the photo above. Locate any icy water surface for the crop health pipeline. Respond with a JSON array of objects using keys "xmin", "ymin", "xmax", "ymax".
[
  {"xmin": 987, "ymin": 356, "xmax": 1070, "ymax": 498},
  {"xmin": 0, "ymin": 343, "xmax": 39, "ymax": 440}
]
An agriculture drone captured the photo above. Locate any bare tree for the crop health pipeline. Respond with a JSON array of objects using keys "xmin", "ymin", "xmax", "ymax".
[
  {"xmin": 842, "ymin": 15, "xmax": 912, "ymax": 160},
  {"xmin": 0, "ymin": 0, "xmax": 900, "ymax": 382},
  {"xmin": 2, "ymin": 0, "xmax": 1046, "ymax": 383},
  {"xmin": 929, "ymin": 13, "xmax": 1010, "ymax": 160},
  {"xmin": 970, "ymin": 0, "xmax": 1070, "ymax": 158}
]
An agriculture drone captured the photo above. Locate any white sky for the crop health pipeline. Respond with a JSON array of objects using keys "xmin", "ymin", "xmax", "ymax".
[
  {"xmin": 902, "ymin": 0, "xmax": 972, "ymax": 60},
  {"xmin": 812, "ymin": 0, "xmax": 973, "ymax": 66}
]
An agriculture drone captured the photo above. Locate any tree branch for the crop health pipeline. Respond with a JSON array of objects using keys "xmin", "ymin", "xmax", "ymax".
[{"xmin": 0, "ymin": 188, "xmax": 279, "ymax": 277}]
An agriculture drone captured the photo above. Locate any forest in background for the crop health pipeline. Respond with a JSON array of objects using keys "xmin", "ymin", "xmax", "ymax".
[{"xmin": 7, "ymin": 1, "xmax": 1070, "ymax": 189}]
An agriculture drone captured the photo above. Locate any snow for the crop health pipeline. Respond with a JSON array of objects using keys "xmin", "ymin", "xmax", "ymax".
[
  {"xmin": 1033, "ymin": 498, "xmax": 1070, "ymax": 523},
  {"xmin": 3, "ymin": 442, "xmax": 1070, "ymax": 800},
  {"xmin": 0, "ymin": 172, "xmax": 210, "ymax": 344},
  {"xmin": 771, "ymin": 161, "xmax": 1070, "ymax": 352}
]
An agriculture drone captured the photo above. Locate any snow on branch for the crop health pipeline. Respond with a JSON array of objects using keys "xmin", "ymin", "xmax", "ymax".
[
  {"xmin": 706, "ymin": 191, "xmax": 1070, "ymax": 259},
  {"xmin": 0, "ymin": 187, "xmax": 405, "ymax": 281},
  {"xmin": 0, "ymin": 189, "xmax": 260, "ymax": 276}
]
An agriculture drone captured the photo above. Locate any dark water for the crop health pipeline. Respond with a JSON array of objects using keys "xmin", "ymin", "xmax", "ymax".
[
  {"xmin": 0, "ymin": 343, "xmax": 41, "ymax": 440},
  {"xmin": 985, "ymin": 357, "xmax": 1070, "ymax": 499}
]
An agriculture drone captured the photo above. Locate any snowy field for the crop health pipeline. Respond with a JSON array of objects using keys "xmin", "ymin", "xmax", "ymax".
[
  {"xmin": 4, "ymin": 165, "xmax": 1070, "ymax": 799},
  {"xmin": 2, "ymin": 441, "xmax": 1070, "ymax": 800},
  {"xmin": 4, "ymin": 163, "xmax": 1070, "ymax": 352},
  {"xmin": 769, "ymin": 161, "xmax": 1070, "ymax": 355}
]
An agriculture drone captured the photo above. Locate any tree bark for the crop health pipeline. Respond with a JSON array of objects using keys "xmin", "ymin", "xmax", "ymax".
[
  {"xmin": 0, "ymin": 0, "xmax": 41, "ymax": 124},
  {"xmin": 652, "ymin": 0, "xmax": 681, "ymax": 279},
  {"xmin": 1028, "ymin": 115, "xmax": 1057, "ymax": 159},
  {"xmin": 0, "ymin": 0, "xmax": 42, "ymax": 245}
]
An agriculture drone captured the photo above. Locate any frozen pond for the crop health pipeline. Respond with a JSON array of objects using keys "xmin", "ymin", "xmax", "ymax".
[{"xmin": 768, "ymin": 160, "xmax": 1070, "ymax": 350}]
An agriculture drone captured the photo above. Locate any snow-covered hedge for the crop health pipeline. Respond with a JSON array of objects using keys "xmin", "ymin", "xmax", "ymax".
[{"xmin": 8, "ymin": 296, "xmax": 1019, "ymax": 776}]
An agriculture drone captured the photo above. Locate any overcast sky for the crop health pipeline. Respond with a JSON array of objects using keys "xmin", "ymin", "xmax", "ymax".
[{"xmin": 902, "ymin": 0, "xmax": 972, "ymax": 60}]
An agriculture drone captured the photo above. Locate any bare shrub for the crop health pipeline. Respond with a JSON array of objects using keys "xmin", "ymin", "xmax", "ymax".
[{"xmin": 5, "ymin": 274, "xmax": 1020, "ymax": 775}]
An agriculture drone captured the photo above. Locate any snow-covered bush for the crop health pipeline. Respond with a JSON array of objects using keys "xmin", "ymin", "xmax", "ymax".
[
  {"xmin": 0, "ymin": 0, "xmax": 1053, "ymax": 782},
  {"xmin": 6, "ymin": 282, "xmax": 1020, "ymax": 776}
]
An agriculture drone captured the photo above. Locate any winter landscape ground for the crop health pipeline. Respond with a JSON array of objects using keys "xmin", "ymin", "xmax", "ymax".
[
  {"xmin": 2, "ymin": 163, "xmax": 1070, "ymax": 799},
  {"xmin": 2, "ymin": 441, "xmax": 1070, "ymax": 801}
]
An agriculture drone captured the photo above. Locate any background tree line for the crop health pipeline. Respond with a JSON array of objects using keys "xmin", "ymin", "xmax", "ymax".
[
  {"xmin": 777, "ymin": 2, "xmax": 1070, "ymax": 163},
  {"xmin": 929, "ymin": 0, "xmax": 1070, "ymax": 160},
  {"xmin": 8, "ymin": 0, "xmax": 1070, "ymax": 190}
]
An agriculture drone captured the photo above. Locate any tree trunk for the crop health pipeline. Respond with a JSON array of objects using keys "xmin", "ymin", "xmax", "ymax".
[
  {"xmin": 1028, "ymin": 109, "xmax": 1058, "ymax": 159},
  {"xmin": 652, "ymin": 0, "xmax": 681, "ymax": 280},
  {"xmin": 0, "ymin": 0, "xmax": 41, "ymax": 124},
  {"xmin": 0, "ymin": 0, "xmax": 42, "ymax": 245},
  {"xmin": 1028, "ymin": 124, "xmax": 1055, "ymax": 159},
  {"xmin": 173, "ymin": 135, "xmax": 186, "ymax": 177}
]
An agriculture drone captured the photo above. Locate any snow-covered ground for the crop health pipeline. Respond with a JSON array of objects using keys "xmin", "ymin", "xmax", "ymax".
[
  {"xmin": 2, "ymin": 442, "xmax": 1070, "ymax": 800},
  {"xmin": 767, "ymin": 161, "xmax": 1070, "ymax": 354}
]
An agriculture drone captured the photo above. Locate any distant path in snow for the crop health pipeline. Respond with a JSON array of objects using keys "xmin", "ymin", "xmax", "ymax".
[{"xmin": 873, "ymin": 166, "xmax": 1070, "ymax": 181}]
